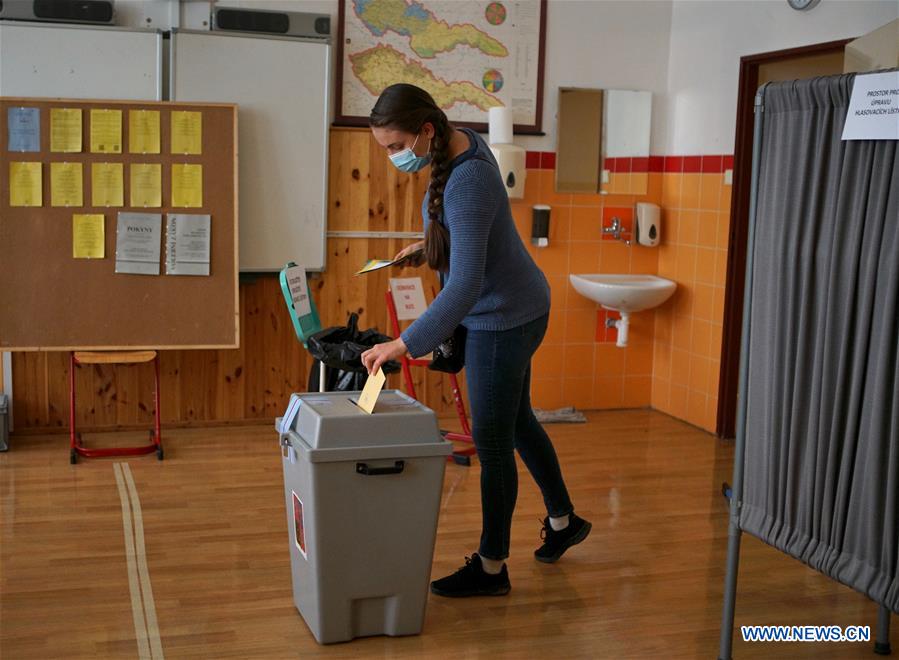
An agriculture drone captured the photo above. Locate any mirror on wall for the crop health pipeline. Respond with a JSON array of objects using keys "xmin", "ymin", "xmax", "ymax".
[{"xmin": 555, "ymin": 88, "xmax": 652, "ymax": 195}]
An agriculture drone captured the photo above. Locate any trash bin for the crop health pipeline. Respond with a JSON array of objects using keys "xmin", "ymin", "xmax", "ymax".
[
  {"xmin": 276, "ymin": 390, "xmax": 453, "ymax": 644},
  {"xmin": 305, "ymin": 312, "xmax": 400, "ymax": 392}
]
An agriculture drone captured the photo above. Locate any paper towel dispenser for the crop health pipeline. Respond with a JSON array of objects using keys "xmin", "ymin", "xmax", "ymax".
[
  {"xmin": 487, "ymin": 107, "xmax": 526, "ymax": 200},
  {"xmin": 490, "ymin": 144, "xmax": 526, "ymax": 200}
]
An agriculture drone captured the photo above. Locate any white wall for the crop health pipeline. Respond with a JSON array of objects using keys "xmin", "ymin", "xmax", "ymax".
[
  {"xmin": 110, "ymin": 0, "xmax": 899, "ymax": 156},
  {"xmin": 525, "ymin": 0, "xmax": 672, "ymax": 152},
  {"xmin": 178, "ymin": 0, "xmax": 674, "ymax": 154},
  {"xmin": 663, "ymin": 0, "xmax": 899, "ymax": 155},
  {"xmin": 114, "ymin": 1, "xmax": 671, "ymax": 151}
]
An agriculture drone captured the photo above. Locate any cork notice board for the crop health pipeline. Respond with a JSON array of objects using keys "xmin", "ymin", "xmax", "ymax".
[{"xmin": 0, "ymin": 97, "xmax": 238, "ymax": 350}]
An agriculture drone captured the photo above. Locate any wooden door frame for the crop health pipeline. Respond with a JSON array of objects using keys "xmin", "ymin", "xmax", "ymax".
[{"xmin": 716, "ymin": 38, "xmax": 852, "ymax": 438}]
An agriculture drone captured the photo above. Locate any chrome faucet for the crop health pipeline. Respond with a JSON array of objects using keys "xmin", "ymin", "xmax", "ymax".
[{"xmin": 603, "ymin": 216, "xmax": 631, "ymax": 245}]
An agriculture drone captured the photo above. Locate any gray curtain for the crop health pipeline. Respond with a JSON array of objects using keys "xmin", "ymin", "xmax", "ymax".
[{"xmin": 738, "ymin": 71, "xmax": 899, "ymax": 613}]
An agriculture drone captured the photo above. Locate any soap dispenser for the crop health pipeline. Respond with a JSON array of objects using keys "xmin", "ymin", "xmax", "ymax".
[{"xmin": 635, "ymin": 202, "xmax": 660, "ymax": 247}]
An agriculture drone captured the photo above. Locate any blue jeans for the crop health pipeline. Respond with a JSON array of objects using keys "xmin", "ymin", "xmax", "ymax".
[{"xmin": 464, "ymin": 313, "xmax": 574, "ymax": 560}]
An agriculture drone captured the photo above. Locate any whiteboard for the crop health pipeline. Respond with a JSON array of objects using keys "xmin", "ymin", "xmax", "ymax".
[
  {"xmin": 170, "ymin": 30, "xmax": 330, "ymax": 272},
  {"xmin": 0, "ymin": 21, "xmax": 161, "ymax": 100}
]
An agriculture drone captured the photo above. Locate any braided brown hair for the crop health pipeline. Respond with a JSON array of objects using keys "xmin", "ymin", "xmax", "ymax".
[{"xmin": 370, "ymin": 84, "xmax": 452, "ymax": 272}]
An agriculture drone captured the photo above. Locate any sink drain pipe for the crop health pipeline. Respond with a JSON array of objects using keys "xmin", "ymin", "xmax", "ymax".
[{"xmin": 605, "ymin": 312, "xmax": 630, "ymax": 347}]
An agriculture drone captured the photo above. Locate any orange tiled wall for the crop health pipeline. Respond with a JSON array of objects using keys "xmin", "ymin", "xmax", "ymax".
[
  {"xmin": 652, "ymin": 156, "xmax": 733, "ymax": 433},
  {"xmin": 511, "ymin": 153, "xmax": 733, "ymax": 435},
  {"xmin": 509, "ymin": 153, "xmax": 662, "ymax": 414}
]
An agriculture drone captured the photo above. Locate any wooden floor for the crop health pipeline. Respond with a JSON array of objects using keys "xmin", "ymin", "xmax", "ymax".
[{"xmin": 1, "ymin": 410, "xmax": 894, "ymax": 659}]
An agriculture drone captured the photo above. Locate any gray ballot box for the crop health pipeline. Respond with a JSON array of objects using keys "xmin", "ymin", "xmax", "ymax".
[{"xmin": 276, "ymin": 390, "xmax": 452, "ymax": 644}]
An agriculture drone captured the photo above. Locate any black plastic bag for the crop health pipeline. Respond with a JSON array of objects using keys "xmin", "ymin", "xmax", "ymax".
[{"xmin": 306, "ymin": 313, "xmax": 400, "ymax": 392}]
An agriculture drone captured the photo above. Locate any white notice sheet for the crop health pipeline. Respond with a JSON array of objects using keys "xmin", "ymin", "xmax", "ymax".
[
  {"xmin": 116, "ymin": 212, "xmax": 162, "ymax": 275},
  {"xmin": 165, "ymin": 214, "xmax": 211, "ymax": 276}
]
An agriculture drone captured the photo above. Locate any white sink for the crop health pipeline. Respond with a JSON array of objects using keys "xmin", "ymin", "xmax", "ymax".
[
  {"xmin": 569, "ymin": 275, "xmax": 676, "ymax": 347},
  {"xmin": 569, "ymin": 274, "xmax": 676, "ymax": 312}
]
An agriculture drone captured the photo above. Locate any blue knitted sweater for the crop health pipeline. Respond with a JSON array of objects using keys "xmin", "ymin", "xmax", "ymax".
[{"xmin": 401, "ymin": 128, "xmax": 551, "ymax": 358}]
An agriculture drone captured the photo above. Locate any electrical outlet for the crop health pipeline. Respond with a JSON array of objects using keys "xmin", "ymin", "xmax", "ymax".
[
  {"xmin": 601, "ymin": 170, "xmax": 610, "ymax": 184},
  {"xmin": 724, "ymin": 169, "xmax": 733, "ymax": 185}
]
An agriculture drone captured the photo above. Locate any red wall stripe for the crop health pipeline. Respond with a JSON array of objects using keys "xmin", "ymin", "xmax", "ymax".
[
  {"xmin": 524, "ymin": 151, "xmax": 735, "ymax": 173},
  {"xmin": 682, "ymin": 155, "xmax": 702, "ymax": 173},
  {"xmin": 664, "ymin": 156, "xmax": 683, "ymax": 173}
]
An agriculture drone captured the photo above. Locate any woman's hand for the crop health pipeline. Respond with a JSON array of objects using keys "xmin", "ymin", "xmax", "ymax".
[
  {"xmin": 361, "ymin": 337, "xmax": 408, "ymax": 376},
  {"xmin": 393, "ymin": 241, "xmax": 425, "ymax": 267}
]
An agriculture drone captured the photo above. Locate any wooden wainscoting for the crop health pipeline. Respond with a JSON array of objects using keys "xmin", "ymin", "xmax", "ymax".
[{"xmin": 11, "ymin": 128, "xmax": 462, "ymax": 433}]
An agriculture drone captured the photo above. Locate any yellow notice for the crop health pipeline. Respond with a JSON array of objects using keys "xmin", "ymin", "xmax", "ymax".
[
  {"xmin": 129, "ymin": 110, "xmax": 160, "ymax": 154},
  {"xmin": 357, "ymin": 368, "xmax": 387, "ymax": 414},
  {"xmin": 90, "ymin": 109, "xmax": 122, "ymax": 154},
  {"xmin": 130, "ymin": 164, "xmax": 162, "ymax": 207},
  {"xmin": 51, "ymin": 162, "xmax": 84, "ymax": 207},
  {"xmin": 73, "ymin": 214, "xmax": 105, "ymax": 258},
  {"xmin": 50, "ymin": 108, "xmax": 82, "ymax": 153},
  {"xmin": 9, "ymin": 162, "xmax": 42, "ymax": 207},
  {"xmin": 171, "ymin": 111, "xmax": 202, "ymax": 154},
  {"xmin": 91, "ymin": 162, "xmax": 124, "ymax": 207},
  {"xmin": 171, "ymin": 163, "xmax": 203, "ymax": 208}
]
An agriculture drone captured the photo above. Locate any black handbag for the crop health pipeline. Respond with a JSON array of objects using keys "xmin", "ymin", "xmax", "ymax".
[{"xmin": 428, "ymin": 324, "xmax": 467, "ymax": 374}]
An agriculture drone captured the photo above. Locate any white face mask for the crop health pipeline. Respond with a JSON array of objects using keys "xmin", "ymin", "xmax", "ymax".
[{"xmin": 389, "ymin": 131, "xmax": 431, "ymax": 172}]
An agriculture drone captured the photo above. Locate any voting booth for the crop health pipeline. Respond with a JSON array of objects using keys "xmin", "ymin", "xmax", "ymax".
[{"xmin": 277, "ymin": 390, "xmax": 452, "ymax": 644}]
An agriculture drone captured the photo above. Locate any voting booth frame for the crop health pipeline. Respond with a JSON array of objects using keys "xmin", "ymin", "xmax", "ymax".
[{"xmin": 716, "ymin": 75, "xmax": 895, "ymax": 659}]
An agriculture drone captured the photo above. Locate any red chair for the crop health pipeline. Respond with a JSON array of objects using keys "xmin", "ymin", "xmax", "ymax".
[
  {"xmin": 69, "ymin": 351, "xmax": 163, "ymax": 464},
  {"xmin": 385, "ymin": 281, "xmax": 476, "ymax": 466}
]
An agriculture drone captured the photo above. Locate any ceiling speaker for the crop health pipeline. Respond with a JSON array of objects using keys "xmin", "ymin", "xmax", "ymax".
[{"xmin": 0, "ymin": 0, "xmax": 115, "ymax": 24}]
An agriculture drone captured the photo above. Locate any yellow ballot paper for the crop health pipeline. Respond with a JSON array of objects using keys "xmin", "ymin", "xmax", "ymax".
[
  {"xmin": 130, "ymin": 163, "xmax": 162, "ymax": 207},
  {"xmin": 9, "ymin": 162, "xmax": 42, "ymax": 207},
  {"xmin": 73, "ymin": 214, "xmax": 105, "ymax": 258},
  {"xmin": 50, "ymin": 108, "xmax": 82, "ymax": 153},
  {"xmin": 171, "ymin": 163, "xmax": 203, "ymax": 208},
  {"xmin": 91, "ymin": 162, "xmax": 124, "ymax": 207},
  {"xmin": 129, "ymin": 110, "xmax": 160, "ymax": 154},
  {"xmin": 90, "ymin": 109, "xmax": 122, "ymax": 154},
  {"xmin": 357, "ymin": 368, "xmax": 387, "ymax": 414},
  {"xmin": 51, "ymin": 162, "xmax": 84, "ymax": 207},
  {"xmin": 171, "ymin": 111, "xmax": 202, "ymax": 154}
]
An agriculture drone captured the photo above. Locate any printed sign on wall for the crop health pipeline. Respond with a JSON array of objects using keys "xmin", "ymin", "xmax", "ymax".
[{"xmin": 390, "ymin": 277, "xmax": 427, "ymax": 320}]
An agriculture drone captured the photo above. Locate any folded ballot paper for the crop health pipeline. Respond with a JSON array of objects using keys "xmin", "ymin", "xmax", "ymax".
[
  {"xmin": 356, "ymin": 368, "xmax": 386, "ymax": 414},
  {"xmin": 355, "ymin": 248, "xmax": 424, "ymax": 275}
]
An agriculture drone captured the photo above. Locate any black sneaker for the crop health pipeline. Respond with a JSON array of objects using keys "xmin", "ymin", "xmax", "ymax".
[
  {"xmin": 534, "ymin": 513, "xmax": 592, "ymax": 563},
  {"xmin": 430, "ymin": 554, "xmax": 511, "ymax": 597}
]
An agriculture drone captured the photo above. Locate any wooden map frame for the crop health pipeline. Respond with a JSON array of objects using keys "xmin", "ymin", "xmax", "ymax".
[{"xmin": 334, "ymin": 0, "xmax": 547, "ymax": 135}]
